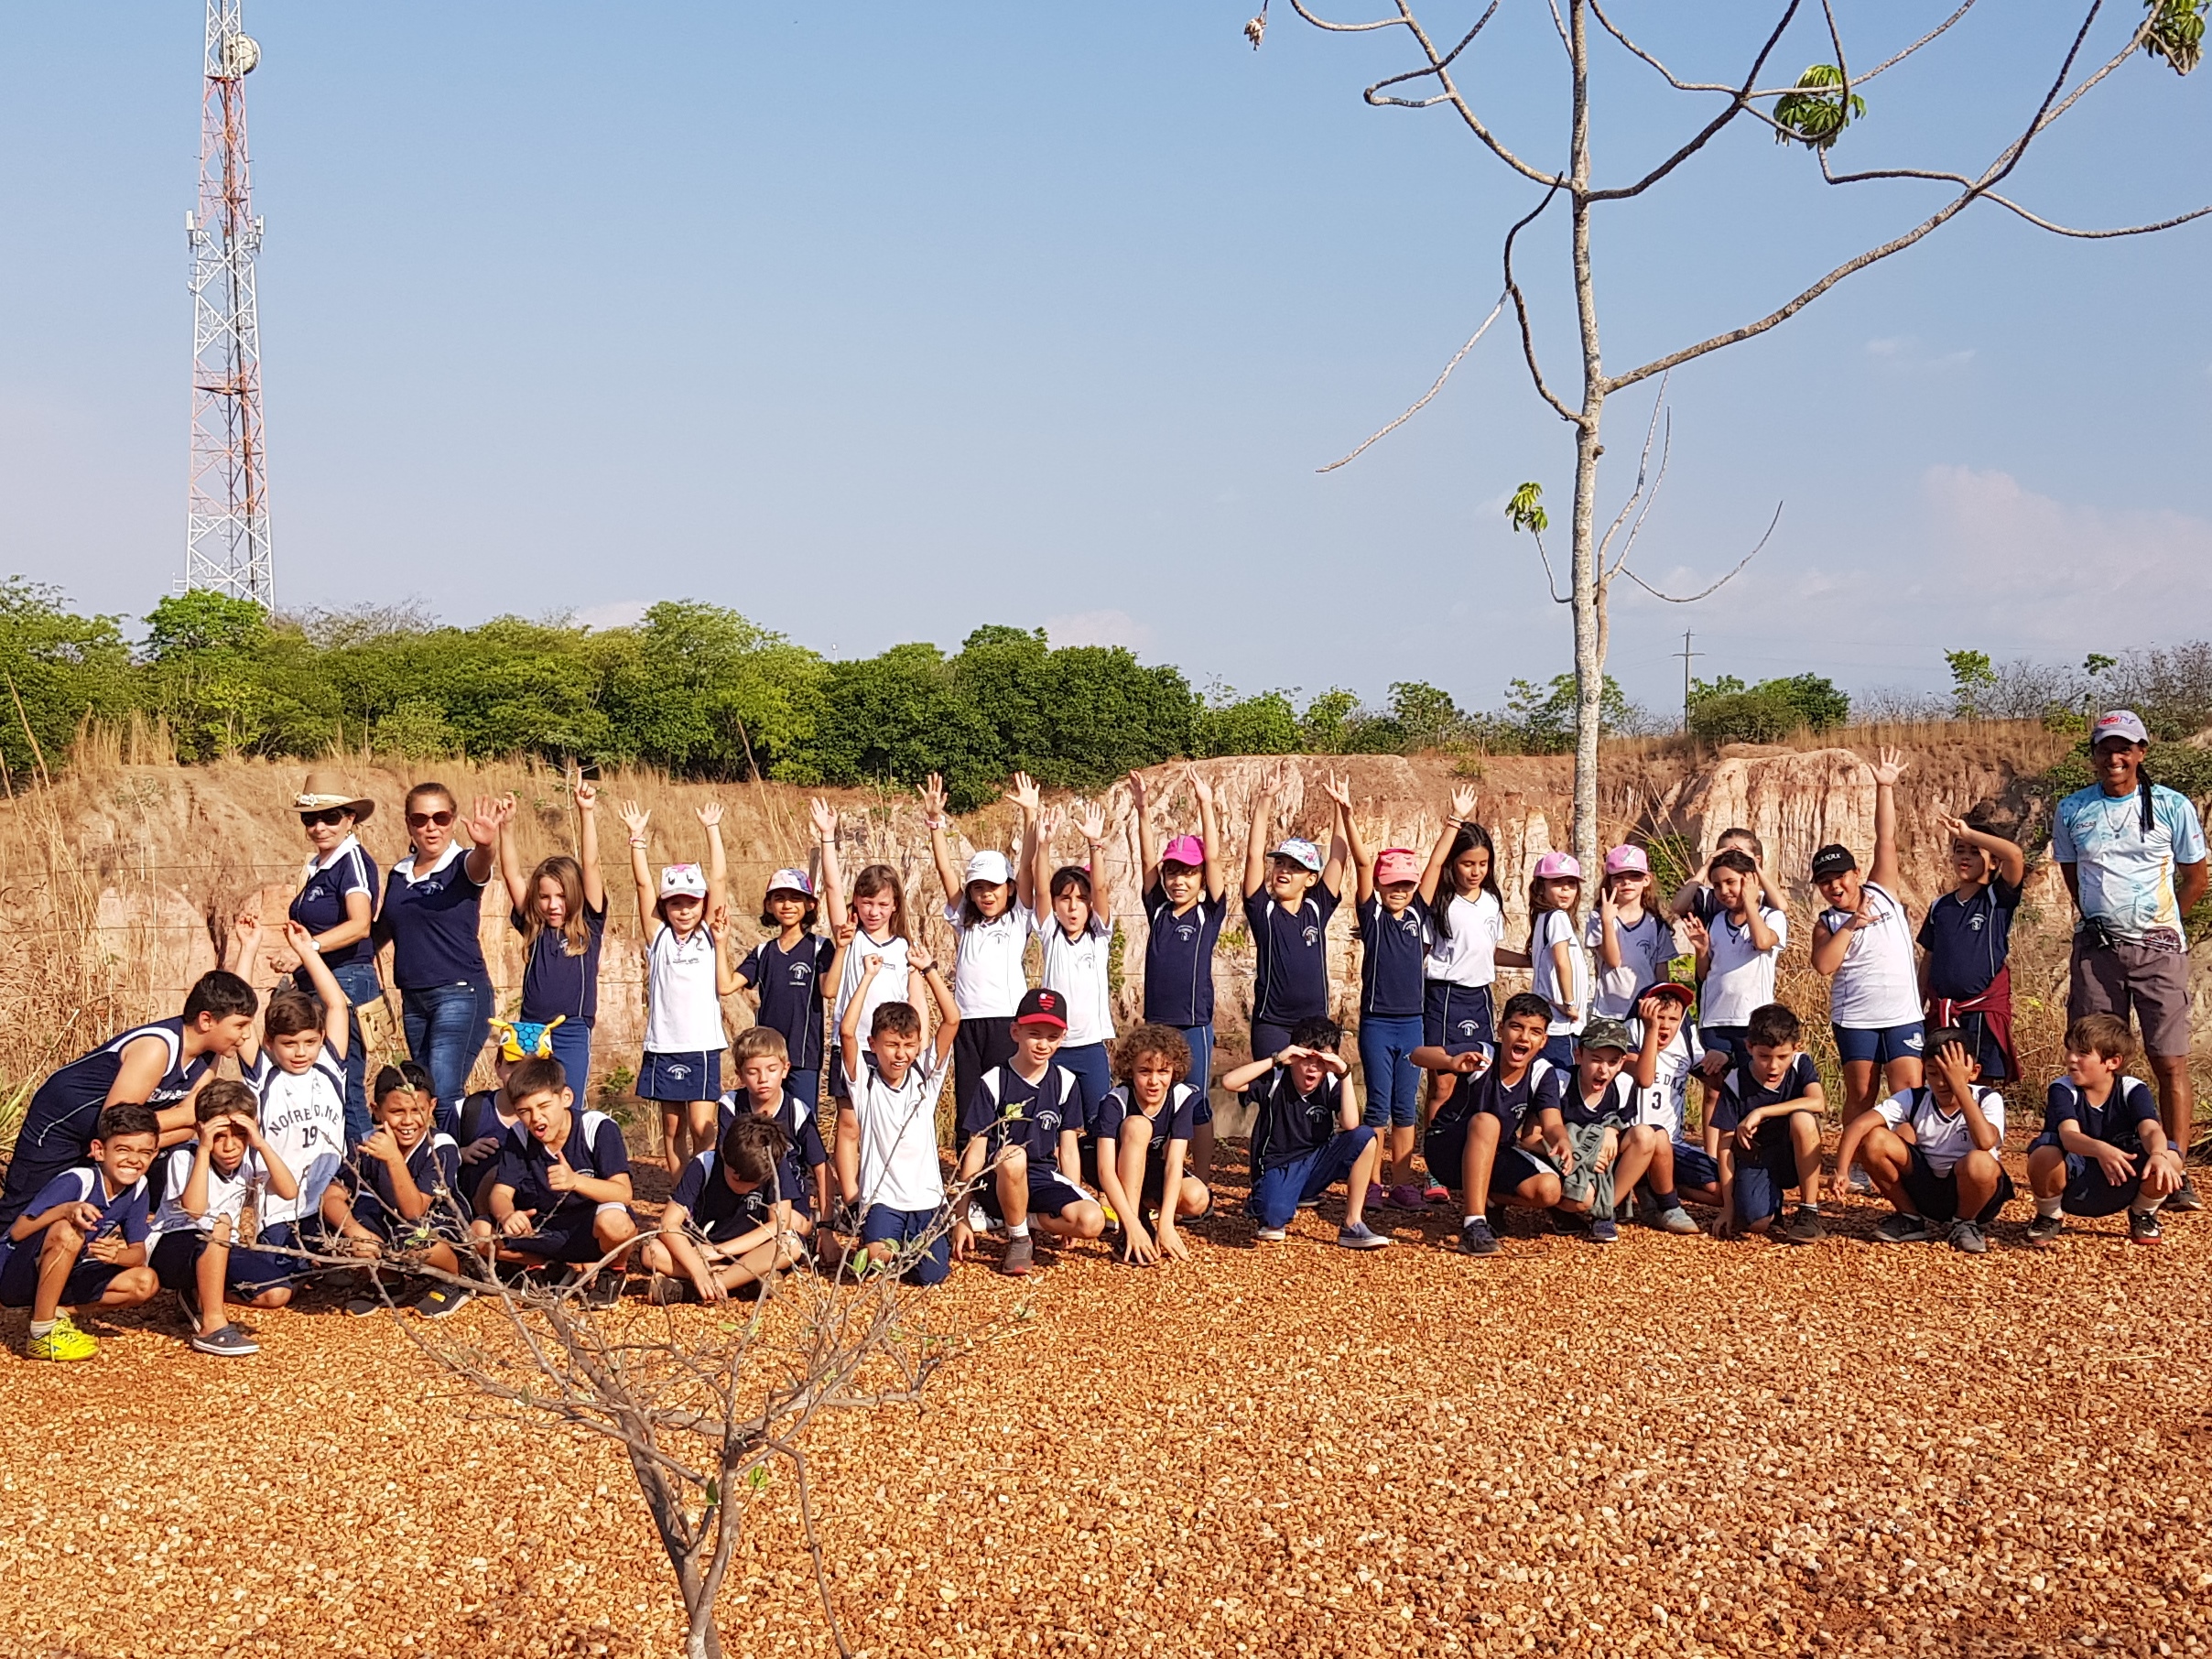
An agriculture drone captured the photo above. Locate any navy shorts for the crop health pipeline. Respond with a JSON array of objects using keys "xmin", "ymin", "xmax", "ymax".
[
  {"xmin": 1936, "ymin": 1010, "xmax": 2012, "ymax": 1082},
  {"xmin": 1833, "ymin": 1022, "xmax": 1925, "ymax": 1068},
  {"xmin": 858, "ymin": 1202, "xmax": 950, "ymax": 1285},
  {"xmin": 1664, "ymin": 1136, "xmax": 1719, "ymax": 1191},
  {"xmin": 2053, "ymin": 1149, "xmax": 2145, "ymax": 1218},
  {"xmin": 1729, "ymin": 1133, "xmax": 1805, "ymax": 1226},
  {"xmin": 1247, "ymin": 1129, "xmax": 1374, "ymax": 1228},
  {"xmin": 1175, "ymin": 1027, "xmax": 1217, "ymax": 1125},
  {"xmin": 1423, "ymin": 981, "xmax": 1496, "ymax": 1051},
  {"xmin": 151, "ymin": 1221, "xmax": 304, "ymax": 1298},
  {"xmin": 1540, "ymin": 1034, "xmax": 1578, "ymax": 1069},
  {"xmin": 1056, "ymin": 1042, "xmax": 1114, "ymax": 1133},
  {"xmin": 1139, "ymin": 1157, "xmax": 1209, "ymax": 1219},
  {"xmin": 1699, "ymin": 1025, "xmax": 1750, "ymax": 1071},
  {"xmin": 1901, "ymin": 1145, "xmax": 2013, "ymax": 1223},
  {"xmin": 639, "ymin": 1050, "xmax": 721, "ymax": 1103},
  {"xmin": 979, "ymin": 1166, "xmax": 1090, "ymax": 1221},
  {"xmin": 508, "ymin": 1203, "xmax": 631, "ymax": 1266},
  {"xmin": 1489, "ymin": 1143, "xmax": 1554, "ymax": 1201},
  {"xmin": 0, "ymin": 1240, "xmax": 127, "ymax": 1308}
]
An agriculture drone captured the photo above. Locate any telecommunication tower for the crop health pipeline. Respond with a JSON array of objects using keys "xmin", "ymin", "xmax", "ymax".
[{"xmin": 183, "ymin": 1, "xmax": 273, "ymax": 608}]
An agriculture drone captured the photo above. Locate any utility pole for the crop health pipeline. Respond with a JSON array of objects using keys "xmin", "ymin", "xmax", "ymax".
[{"xmin": 1675, "ymin": 630, "xmax": 1701, "ymax": 733}]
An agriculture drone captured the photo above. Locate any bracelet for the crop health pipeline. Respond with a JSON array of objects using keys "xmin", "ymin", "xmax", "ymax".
[
  {"xmin": 629, "ymin": 837, "xmax": 648, "ymax": 848},
  {"xmin": 926, "ymin": 817, "xmax": 946, "ymax": 831}
]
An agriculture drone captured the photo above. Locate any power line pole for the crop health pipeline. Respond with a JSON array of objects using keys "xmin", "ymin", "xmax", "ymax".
[
  {"xmin": 183, "ymin": 1, "xmax": 274, "ymax": 609},
  {"xmin": 1676, "ymin": 629, "xmax": 1701, "ymax": 732}
]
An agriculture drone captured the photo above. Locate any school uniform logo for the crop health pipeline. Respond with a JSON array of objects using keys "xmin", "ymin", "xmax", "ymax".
[
  {"xmin": 1967, "ymin": 914, "xmax": 1986, "ymax": 932},
  {"xmin": 1301, "ymin": 924, "xmax": 1320, "ymax": 947},
  {"xmin": 1173, "ymin": 922, "xmax": 1198, "ymax": 943},
  {"xmin": 663, "ymin": 1060, "xmax": 695, "ymax": 1081},
  {"xmin": 786, "ymin": 963, "xmax": 813, "ymax": 986},
  {"xmin": 1455, "ymin": 1019, "xmax": 1480, "ymax": 1039}
]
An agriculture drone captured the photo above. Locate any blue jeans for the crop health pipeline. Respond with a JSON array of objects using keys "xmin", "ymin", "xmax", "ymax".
[
  {"xmin": 546, "ymin": 1017, "xmax": 593, "ymax": 1100},
  {"xmin": 402, "ymin": 979, "xmax": 493, "ymax": 1136},
  {"xmin": 1247, "ymin": 1129, "xmax": 1375, "ymax": 1228},
  {"xmin": 1176, "ymin": 1025, "xmax": 1216, "ymax": 1125},
  {"xmin": 324, "ymin": 959, "xmax": 383, "ymax": 1147},
  {"xmin": 1357, "ymin": 1014, "xmax": 1423, "ymax": 1129}
]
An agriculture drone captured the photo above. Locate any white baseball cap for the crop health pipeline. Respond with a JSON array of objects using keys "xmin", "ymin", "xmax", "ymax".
[
  {"xmin": 965, "ymin": 851, "xmax": 1014, "ymax": 885},
  {"xmin": 2091, "ymin": 710, "xmax": 2149, "ymax": 747},
  {"xmin": 659, "ymin": 863, "xmax": 709, "ymax": 900},
  {"xmin": 764, "ymin": 867, "xmax": 814, "ymax": 898}
]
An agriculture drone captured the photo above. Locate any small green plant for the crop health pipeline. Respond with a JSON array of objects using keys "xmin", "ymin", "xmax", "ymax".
[
  {"xmin": 2143, "ymin": 0, "xmax": 2207, "ymax": 73},
  {"xmin": 1773, "ymin": 64, "xmax": 1867, "ymax": 147},
  {"xmin": 1450, "ymin": 754, "xmax": 1486, "ymax": 782}
]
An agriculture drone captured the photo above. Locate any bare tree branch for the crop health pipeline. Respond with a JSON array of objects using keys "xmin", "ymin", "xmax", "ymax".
[
  {"xmin": 1597, "ymin": 383, "xmax": 1670, "ymax": 575},
  {"xmin": 1585, "ymin": 3, "xmax": 1801, "ymax": 202},
  {"xmin": 1284, "ymin": 0, "xmax": 1403, "ymax": 32},
  {"xmin": 1816, "ymin": 151, "xmax": 2212, "ymax": 237},
  {"xmin": 1620, "ymin": 502, "xmax": 1784, "ymax": 602},
  {"xmin": 1376, "ymin": 2, "xmax": 1565, "ymax": 186},
  {"xmin": 1502, "ymin": 185, "xmax": 1578, "ymax": 423},
  {"xmin": 1317, "ymin": 297, "xmax": 1505, "ymax": 471},
  {"xmin": 1365, "ymin": 5, "xmax": 1506, "ymax": 112}
]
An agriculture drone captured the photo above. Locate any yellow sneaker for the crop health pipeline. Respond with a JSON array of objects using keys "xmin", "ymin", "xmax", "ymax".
[{"xmin": 27, "ymin": 1314, "xmax": 98, "ymax": 1362}]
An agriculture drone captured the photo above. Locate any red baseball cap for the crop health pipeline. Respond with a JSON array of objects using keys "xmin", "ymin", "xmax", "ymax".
[{"xmin": 1014, "ymin": 988, "xmax": 1068, "ymax": 1030}]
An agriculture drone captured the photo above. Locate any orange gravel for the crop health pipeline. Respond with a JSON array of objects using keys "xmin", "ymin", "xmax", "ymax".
[{"xmin": 5, "ymin": 1161, "xmax": 2210, "ymax": 1659}]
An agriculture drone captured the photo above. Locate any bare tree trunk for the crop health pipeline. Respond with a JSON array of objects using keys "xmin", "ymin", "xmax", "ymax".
[{"xmin": 1567, "ymin": 0, "xmax": 1604, "ymax": 877}]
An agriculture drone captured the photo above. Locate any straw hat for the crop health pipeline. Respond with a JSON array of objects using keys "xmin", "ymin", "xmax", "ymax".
[{"xmin": 293, "ymin": 769, "xmax": 375, "ymax": 823}]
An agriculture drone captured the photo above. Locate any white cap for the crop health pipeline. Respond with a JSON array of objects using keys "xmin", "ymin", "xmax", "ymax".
[
  {"xmin": 764, "ymin": 866, "xmax": 814, "ymax": 898},
  {"xmin": 965, "ymin": 850, "xmax": 1014, "ymax": 886},
  {"xmin": 659, "ymin": 863, "xmax": 709, "ymax": 900}
]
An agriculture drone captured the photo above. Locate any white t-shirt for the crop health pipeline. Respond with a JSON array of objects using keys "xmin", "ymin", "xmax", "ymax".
[
  {"xmin": 1630, "ymin": 1021, "xmax": 1707, "ymax": 1138},
  {"xmin": 643, "ymin": 923, "xmax": 728, "ymax": 1054},
  {"xmin": 1530, "ymin": 908, "xmax": 1589, "ymax": 1036},
  {"xmin": 1820, "ymin": 880, "xmax": 1923, "ymax": 1028},
  {"xmin": 1874, "ymin": 1084, "xmax": 2006, "ymax": 1176},
  {"xmin": 1425, "ymin": 891, "xmax": 1505, "ymax": 987},
  {"xmin": 848, "ymin": 1043, "xmax": 948, "ymax": 1213},
  {"xmin": 1587, "ymin": 907, "xmax": 1676, "ymax": 1020},
  {"xmin": 1701, "ymin": 905, "xmax": 1788, "ymax": 1027},
  {"xmin": 246, "ymin": 1049, "xmax": 346, "ymax": 1228},
  {"xmin": 1035, "ymin": 913, "xmax": 1116, "ymax": 1048},
  {"xmin": 834, "ymin": 930, "xmax": 912, "ymax": 1052},
  {"xmin": 150, "ymin": 1144, "xmax": 269, "ymax": 1238},
  {"xmin": 941, "ymin": 901, "xmax": 1032, "ymax": 1020}
]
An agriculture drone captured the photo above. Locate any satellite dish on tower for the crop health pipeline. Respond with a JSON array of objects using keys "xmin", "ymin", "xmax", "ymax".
[{"xmin": 222, "ymin": 33, "xmax": 259, "ymax": 76}]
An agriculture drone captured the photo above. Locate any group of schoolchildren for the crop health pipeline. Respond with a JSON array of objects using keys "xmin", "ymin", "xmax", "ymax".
[{"xmin": 0, "ymin": 751, "xmax": 2193, "ymax": 1363}]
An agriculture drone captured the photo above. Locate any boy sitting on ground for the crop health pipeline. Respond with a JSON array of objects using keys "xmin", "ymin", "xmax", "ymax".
[
  {"xmin": 232, "ymin": 914, "xmax": 352, "ymax": 1283},
  {"xmin": 644, "ymin": 1114, "xmax": 808, "ymax": 1304},
  {"xmin": 1423, "ymin": 992, "xmax": 1561, "ymax": 1257},
  {"xmin": 1, "ymin": 1102, "xmax": 163, "ymax": 1361},
  {"xmin": 1222, "ymin": 1017, "xmax": 1389, "ymax": 1250},
  {"xmin": 147, "ymin": 1081, "xmax": 301, "ymax": 1358},
  {"xmin": 1711, "ymin": 1003, "xmax": 1828, "ymax": 1244},
  {"xmin": 834, "ymin": 949, "xmax": 962, "ymax": 1285},
  {"xmin": 455, "ymin": 1054, "xmax": 521, "ymax": 1217},
  {"xmin": 1090, "ymin": 1024, "xmax": 1213, "ymax": 1265},
  {"xmin": 2025, "ymin": 1014, "xmax": 2182, "ymax": 1246},
  {"xmin": 1529, "ymin": 1016, "xmax": 1638, "ymax": 1243},
  {"xmin": 951, "ymin": 988, "xmax": 1105, "ymax": 1276},
  {"xmin": 321, "ymin": 1064, "xmax": 469, "ymax": 1317},
  {"xmin": 716, "ymin": 1026, "xmax": 833, "ymax": 1226},
  {"xmin": 1611, "ymin": 983, "xmax": 1717, "ymax": 1228},
  {"xmin": 472, "ymin": 1056, "xmax": 638, "ymax": 1307},
  {"xmin": 1832, "ymin": 1027, "xmax": 2011, "ymax": 1254}
]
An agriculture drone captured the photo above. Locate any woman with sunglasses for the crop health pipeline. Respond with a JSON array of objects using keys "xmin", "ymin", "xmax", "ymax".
[
  {"xmin": 287, "ymin": 771, "xmax": 382, "ymax": 1146},
  {"xmin": 375, "ymin": 782, "xmax": 507, "ymax": 1135}
]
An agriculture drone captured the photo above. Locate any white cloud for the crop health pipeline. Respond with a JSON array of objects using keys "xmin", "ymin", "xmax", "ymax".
[
  {"xmin": 1862, "ymin": 335, "xmax": 1975, "ymax": 371},
  {"xmin": 1044, "ymin": 609, "xmax": 1155, "ymax": 651},
  {"xmin": 574, "ymin": 598, "xmax": 651, "ymax": 631}
]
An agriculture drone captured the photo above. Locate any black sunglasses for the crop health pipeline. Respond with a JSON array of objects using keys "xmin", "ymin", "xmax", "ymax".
[
  {"xmin": 407, "ymin": 810, "xmax": 455, "ymax": 829},
  {"xmin": 298, "ymin": 808, "xmax": 350, "ymax": 829}
]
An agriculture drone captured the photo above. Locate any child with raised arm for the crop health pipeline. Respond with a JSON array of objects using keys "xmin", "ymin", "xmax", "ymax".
[
  {"xmin": 1811, "ymin": 748, "xmax": 1925, "ymax": 1193},
  {"xmin": 620, "ymin": 799, "xmax": 739, "ymax": 1176},
  {"xmin": 1918, "ymin": 812, "xmax": 2028, "ymax": 1083},
  {"xmin": 1028, "ymin": 796, "xmax": 1119, "ymax": 1130},
  {"xmin": 1610, "ymin": 983, "xmax": 1716, "ymax": 1228},
  {"xmin": 472, "ymin": 1056, "xmax": 638, "ymax": 1306},
  {"xmin": 1527, "ymin": 851, "xmax": 1591, "ymax": 1067},
  {"xmin": 645, "ymin": 1114, "xmax": 808, "ymax": 1305},
  {"xmin": 922, "ymin": 771, "xmax": 1032, "ymax": 1133},
  {"xmin": 1223, "ymin": 1017, "xmax": 1389, "ymax": 1250},
  {"xmin": 1422, "ymin": 992, "xmax": 1562, "ymax": 1256},
  {"xmin": 1338, "ymin": 783, "xmax": 1431, "ymax": 1210},
  {"xmin": 1242, "ymin": 764, "xmax": 1349, "ymax": 1063},
  {"xmin": 320, "ymin": 1066, "xmax": 468, "ymax": 1317},
  {"xmin": 229, "ymin": 913, "xmax": 352, "ymax": 1278},
  {"xmin": 834, "ymin": 949, "xmax": 960, "ymax": 1285},
  {"xmin": 1090, "ymin": 1025, "xmax": 1211, "ymax": 1264},
  {"xmin": 2025, "ymin": 1014, "xmax": 2182, "ymax": 1246},
  {"xmin": 812, "ymin": 797, "xmax": 925, "ymax": 1105},
  {"xmin": 1589, "ymin": 846, "xmax": 1674, "ymax": 1019},
  {"xmin": 1710, "ymin": 1003, "xmax": 1827, "ymax": 1244},
  {"xmin": 951, "ymin": 988, "xmax": 1103, "ymax": 1276},
  {"xmin": 1, "ymin": 1102, "xmax": 161, "ymax": 1361},
  {"xmin": 1832, "ymin": 1028, "xmax": 2011, "ymax": 1255},
  {"xmin": 1133, "ymin": 767, "xmax": 1228, "ymax": 1183},
  {"xmin": 148, "ymin": 1081, "xmax": 302, "ymax": 1358},
  {"xmin": 736, "ymin": 867, "xmax": 838, "ymax": 1111},
  {"xmin": 1686, "ymin": 848, "xmax": 1785, "ymax": 1072},
  {"xmin": 1670, "ymin": 828, "xmax": 1782, "ymax": 925},
  {"xmin": 497, "ymin": 775, "xmax": 608, "ymax": 1092}
]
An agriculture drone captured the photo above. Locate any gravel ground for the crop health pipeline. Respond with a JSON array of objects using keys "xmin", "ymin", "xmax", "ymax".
[{"xmin": 4, "ymin": 1151, "xmax": 2210, "ymax": 1659}]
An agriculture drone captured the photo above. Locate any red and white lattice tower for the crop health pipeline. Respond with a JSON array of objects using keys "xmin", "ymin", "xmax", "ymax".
[{"xmin": 183, "ymin": 1, "xmax": 273, "ymax": 607}]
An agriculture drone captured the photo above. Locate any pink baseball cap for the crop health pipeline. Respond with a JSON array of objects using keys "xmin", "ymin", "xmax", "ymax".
[
  {"xmin": 1374, "ymin": 849, "xmax": 1421, "ymax": 885},
  {"xmin": 1161, "ymin": 834, "xmax": 1206, "ymax": 869},
  {"xmin": 1533, "ymin": 851, "xmax": 1583, "ymax": 882},
  {"xmin": 1603, "ymin": 844, "xmax": 1650, "ymax": 876}
]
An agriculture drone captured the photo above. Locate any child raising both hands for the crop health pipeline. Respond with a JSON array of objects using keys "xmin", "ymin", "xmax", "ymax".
[{"xmin": 621, "ymin": 799, "xmax": 740, "ymax": 1176}]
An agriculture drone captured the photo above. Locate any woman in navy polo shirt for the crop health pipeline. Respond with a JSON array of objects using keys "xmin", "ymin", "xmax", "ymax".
[
  {"xmin": 375, "ymin": 782, "xmax": 504, "ymax": 1132},
  {"xmin": 287, "ymin": 770, "xmax": 382, "ymax": 1146}
]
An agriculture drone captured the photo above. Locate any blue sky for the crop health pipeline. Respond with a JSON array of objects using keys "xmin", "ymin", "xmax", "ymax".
[{"xmin": 3, "ymin": 2, "xmax": 2207, "ymax": 718}]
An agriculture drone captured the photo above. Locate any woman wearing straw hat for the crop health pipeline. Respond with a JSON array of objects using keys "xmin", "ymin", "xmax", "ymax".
[{"xmin": 287, "ymin": 770, "xmax": 383, "ymax": 1145}]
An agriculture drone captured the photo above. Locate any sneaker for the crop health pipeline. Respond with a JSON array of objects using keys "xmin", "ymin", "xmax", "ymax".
[
  {"xmin": 1254, "ymin": 1225, "xmax": 1288, "ymax": 1243},
  {"xmin": 1651, "ymin": 1205, "xmax": 1700, "ymax": 1235},
  {"xmin": 646, "ymin": 1272, "xmax": 690, "ymax": 1306},
  {"xmin": 2129, "ymin": 1208, "xmax": 2163, "ymax": 1245},
  {"xmin": 1000, "ymin": 1232, "xmax": 1036, "ymax": 1277},
  {"xmin": 1780, "ymin": 1206, "xmax": 1827, "ymax": 1245},
  {"xmin": 343, "ymin": 1295, "xmax": 385, "ymax": 1317},
  {"xmin": 1874, "ymin": 1212, "xmax": 1936, "ymax": 1244},
  {"xmin": 965, "ymin": 1201, "xmax": 994, "ymax": 1235},
  {"xmin": 1846, "ymin": 1167, "xmax": 1875, "ymax": 1197},
  {"xmin": 176, "ymin": 1283, "xmax": 201, "ymax": 1335},
  {"xmin": 26, "ymin": 1314, "xmax": 98, "ymax": 1362},
  {"xmin": 1458, "ymin": 1216, "xmax": 1501, "ymax": 1256},
  {"xmin": 190, "ymin": 1323, "xmax": 259, "ymax": 1357},
  {"xmin": 412, "ymin": 1285, "xmax": 474, "ymax": 1319},
  {"xmin": 1422, "ymin": 1180, "xmax": 1450, "ymax": 1205},
  {"xmin": 1364, "ymin": 1183, "xmax": 1391, "ymax": 1211},
  {"xmin": 1388, "ymin": 1184, "xmax": 1427, "ymax": 1211},
  {"xmin": 2164, "ymin": 1176, "xmax": 2201, "ymax": 1213},
  {"xmin": 2025, "ymin": 1211, "xmax": 2065, "ymax": 1246},
  {"xmin": 1336, "ymin": 1221, "xmax": 1392, "ymax": 1251},
  {"xmin": 1948, "ymin": 1219, "xmax": 1989, "ymax": 1254},
  {"xmin": 580, "ymin": 1272, "xmax": 624, "ymax": 1310},
  {"xmin": 1588, "ymin": 1218, "xmax": 1619, "ymax": 1244}
]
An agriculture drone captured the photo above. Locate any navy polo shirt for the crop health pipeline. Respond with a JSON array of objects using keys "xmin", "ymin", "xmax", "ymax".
[
  {"xmin": 1917, "ymin": 879, "xmax": 2021, "ymax": 1002},
  {"xmin": 510, "ymin": 901, "xmax": 606, "ymax": 1025},
  {"xmin": 380, "ymin": 845, "xmax": 491, "ymax": 990},
  {"xmin": 669, "ymin": 1152, "xmax": 779, "ymax": 1245},
  {"xmin": 1355, "ymin": 894, "xmax": 1430, "ymax": 1020},
  {"xmin": 290, "ymin": 839, "xmax": 379, "ymax": 970},
  {"xmin": 1534, "ymin": 1066, "xmax": 1632, "ymax": 1130},
  {"xmin": 0, "ymin": 1019, "xmax": 209, "ymax": 1230},
  {"xmin": 493, "ymin": 1108, "xmax": 629, "ymax": 1224},
  {"xmin": 1243, "ymin": 1068, "xmax": 1344, "ymax": 1172},
  {"xmin": 0, "ymin": 1167, "xmax": 151, "ymax": 1277},
  {"xmin": 1090, "ymin": 1082, "xmax": 1200, "ymax": 1161},
  {"xmin": 1142, "ymin": 888, "xmax": 1227, "ymax": 1027},
  {"xmin": 342, "ymin": 1133, "xmax": 462, "ymax": 1231},
  {"xmin": 738, "ymin": 936, "xmax": 837, "ymax": 1072},
  {"xmin": 1711, "ymin": 1053, "xmax": 1820, "ymax": 1154},
  {"xmin": 960, "ymin": 1062, "xmax": 1082, "ymax": 1164},
  {"xmin": 2040, "ymin": 1076, "xmax": 2160, "ymax": 1149},
  {"xmin": 715, "ymin": 1089, "xmax": 829, "ymax": 1216},
  {"xmin": 1245, "ymin": 884, "xmax": 1340, "ymax": 1025}
]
